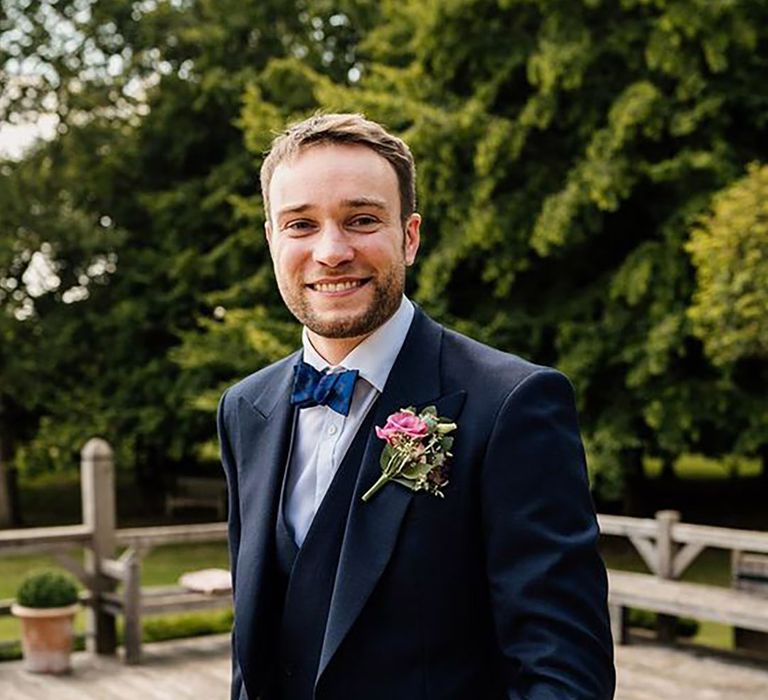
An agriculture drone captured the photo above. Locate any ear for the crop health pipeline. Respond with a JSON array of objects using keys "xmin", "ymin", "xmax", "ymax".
[{"xmin": 403, "ymin": 213, "xmax": 421, "ymax": 266}]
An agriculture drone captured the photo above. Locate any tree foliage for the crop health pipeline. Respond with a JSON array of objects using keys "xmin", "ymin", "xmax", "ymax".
[{"xmin": 2, "ymin": 0, "xmax": 767, "ymax": 503}]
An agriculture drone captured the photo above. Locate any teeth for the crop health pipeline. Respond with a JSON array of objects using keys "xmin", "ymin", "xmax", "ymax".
[{"xmin": 314, "ymin": 280, "xmax": 363, "ymax": 293}]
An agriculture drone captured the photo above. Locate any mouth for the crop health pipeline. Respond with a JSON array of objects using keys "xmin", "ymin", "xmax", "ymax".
[{"xmin": 306, "ymin": 278, "xmax": 371, "ymax": 294}]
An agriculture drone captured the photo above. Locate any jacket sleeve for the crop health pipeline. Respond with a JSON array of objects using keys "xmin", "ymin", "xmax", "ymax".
[
  {"xmin": 217, "ymin": 390, "xmax": 247, "ymax": 700},
  {"xmin": 481, "ymin": 369, "xmax": 615, "ymax": 700}
]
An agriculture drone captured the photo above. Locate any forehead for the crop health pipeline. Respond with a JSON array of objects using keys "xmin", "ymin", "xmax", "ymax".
[{"xmin": 268, "ymin": 143, "xmax": 400, "ymax": 214}]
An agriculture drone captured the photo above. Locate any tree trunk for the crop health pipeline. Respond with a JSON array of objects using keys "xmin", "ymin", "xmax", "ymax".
[
  {"xmin": 0, "ymin": 439, "xmax": 13, "ymax": 528},
  {"xmin": 659, "ymin": 456, "xmax": 676, "ymax": 481},
  {"xmin": 621, "ymin": 447, "xmax": 646, "ymax": 516},
  {"xmin": 0, "ymin": 403, "xmax": 19, "ymax": 527}
]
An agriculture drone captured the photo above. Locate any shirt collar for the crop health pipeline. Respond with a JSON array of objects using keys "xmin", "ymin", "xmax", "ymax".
[{"xmin": 301, "ymin": 296, "xmax": 415, "ymax": 392}]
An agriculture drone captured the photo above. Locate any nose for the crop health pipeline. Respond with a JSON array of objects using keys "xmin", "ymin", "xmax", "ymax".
[{"xmin": 312, "ymin": 221, "xmax": 354, "ymax": 267}]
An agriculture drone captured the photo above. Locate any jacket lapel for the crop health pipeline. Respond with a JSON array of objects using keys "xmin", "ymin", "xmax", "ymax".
[
  {"xmin": 317, "ymin": 309, "xmax": 467, "ymax": 681},
  {"xmin": 232, "ymin": 354, "xmax": 298, "ymax": 696}
]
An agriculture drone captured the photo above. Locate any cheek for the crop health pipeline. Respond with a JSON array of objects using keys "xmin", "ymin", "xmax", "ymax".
[
  {"xmin": 273, "ymin": 244, "xmax": 305, "ymax": 278},
  {"xmin": 363, "ymin": 240, "xmax": 404, "ymax": 268}
]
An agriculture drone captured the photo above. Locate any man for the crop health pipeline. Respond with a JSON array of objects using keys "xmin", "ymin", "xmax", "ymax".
[{"xmin": 217, "ymin": 113, "xmax": 615, "ymax": 700}]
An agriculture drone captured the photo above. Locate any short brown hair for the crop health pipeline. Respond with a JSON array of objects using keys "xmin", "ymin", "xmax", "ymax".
[{"xmin": 260, "ymin": 113, "xmax": 416, "ymax": 225}]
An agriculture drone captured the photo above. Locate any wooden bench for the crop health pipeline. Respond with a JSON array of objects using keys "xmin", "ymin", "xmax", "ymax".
[
  {"xmin": 608, "ymin": 569, "xmax": 768, "ymax": 644},
  {"xmin": 733, "ymin": 552, "xmax": 768, "ymax": 595},
  {"xmin": 733, "ymin": 552, "xmax": 768, "ymax": 653},
  {"xmin": 165, "ymin": 477, "xmax": 227, "ymax": 519},
  {"xmin": 100, "ymin": 549, "xmax": 231, "ymax": 664}
]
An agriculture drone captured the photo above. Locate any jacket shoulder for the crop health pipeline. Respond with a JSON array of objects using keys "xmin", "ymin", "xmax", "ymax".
[
  {"xmin": 442, "ymin": 326, "xmax": 552, "ymax": 385},
  {"xmin": 439, "ymin": 325, "xmax": 575, "ymax": 414},
  {"xmin": 219, "ymin": 350, "xmax": 301, "ymax": 413}
]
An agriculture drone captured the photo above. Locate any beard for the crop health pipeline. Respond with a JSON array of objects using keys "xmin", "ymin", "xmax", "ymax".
[{"xmin": 279, "ymin": 263, "xmax": 405, "ymax": 339}]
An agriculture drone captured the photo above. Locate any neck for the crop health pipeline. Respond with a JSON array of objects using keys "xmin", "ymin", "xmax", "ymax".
[{"xmin": 306, "ymin": 331, "xmax": 372, "ymax": 366}]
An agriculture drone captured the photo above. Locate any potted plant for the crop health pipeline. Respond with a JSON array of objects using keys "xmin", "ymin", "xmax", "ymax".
[{"xmin": 11, "ymin": 568, "xmax": 80, "ymax": 673}]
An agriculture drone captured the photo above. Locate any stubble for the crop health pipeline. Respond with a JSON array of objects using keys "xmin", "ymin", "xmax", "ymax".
[{"xmin": 280, "ymin": 264, "xmax": 405, "ymax": 339}]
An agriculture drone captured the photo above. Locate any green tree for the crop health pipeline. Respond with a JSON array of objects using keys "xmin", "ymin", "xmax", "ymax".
[
  {"xmin": 1, "ymin": 0, "xmax": 373, "ymax": 483},
  {"xmin": 360, "ymin": 0, "xmax": 768, "ymax": 500}
]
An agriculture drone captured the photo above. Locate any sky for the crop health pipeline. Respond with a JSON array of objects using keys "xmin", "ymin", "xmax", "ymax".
[
  {"xmin": 0, "ymin": 117, "xmax": 57, "ymax": 159},
  {"xmin": 1, "ymin": 117, "xmax": 63, "ymax": 319}
]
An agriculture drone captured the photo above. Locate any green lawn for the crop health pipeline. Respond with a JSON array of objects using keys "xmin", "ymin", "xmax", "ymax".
[{"xmin": 644, "ymin": 454, "xmax": 761, "ymax": 480}]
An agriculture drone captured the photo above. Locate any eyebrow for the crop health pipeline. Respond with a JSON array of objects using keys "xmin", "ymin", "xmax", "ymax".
[
  {"xmin": 342, "ymin": 197, "xmax": 388, "ymax": 211},
  {"xmin": 276, "ymin": 203, "xmax": 312, "ymax": 219},
  {"xmin": 276, "ymin": 197, "xmax": 388, "ymax": 220}
]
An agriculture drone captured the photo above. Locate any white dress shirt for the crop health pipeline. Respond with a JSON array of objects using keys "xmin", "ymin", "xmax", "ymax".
[{"xmin": 284, "ymin": 296, "xmax": 415, "ymax": 547}]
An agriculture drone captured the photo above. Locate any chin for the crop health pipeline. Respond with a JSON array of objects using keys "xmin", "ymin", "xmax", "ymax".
[
  {"xmin": 285, "ymin": 277, "xmax": 403, "ymax": 338},
  {"xmin": 305, "ymin": 312, "xmax": 375, "ymax": 340}
]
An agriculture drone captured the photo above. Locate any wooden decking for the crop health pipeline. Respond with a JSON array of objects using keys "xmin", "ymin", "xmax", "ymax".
[
  {"xmin": 1, "ymin": 634, "xmax": 767, "ymax": 699},
  {"xmin": 615, "ymin": 644, "xmax": 768, "ymax": 700},
  {"xmin": 0, "ymin": 635, "xmax": 231, "ymax": 700}
]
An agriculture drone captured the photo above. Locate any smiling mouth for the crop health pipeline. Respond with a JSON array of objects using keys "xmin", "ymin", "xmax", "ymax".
[{"xmin": 307, "ymin": 278, "xmax": 370, "ymax": 293}]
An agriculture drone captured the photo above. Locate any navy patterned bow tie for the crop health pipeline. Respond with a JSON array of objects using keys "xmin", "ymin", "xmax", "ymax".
[{"xmin": 290, "ymin": 361, "xmax": 359, "ymax": 416}]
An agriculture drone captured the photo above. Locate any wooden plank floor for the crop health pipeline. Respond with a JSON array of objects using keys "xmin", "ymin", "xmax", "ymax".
[
  {"xmin": 615, "ymin": 644, "xmax": 768, "ymax": 700},
  {"xmin": 0, "ymin": 635, "xmax": 231, "ymax": 700},
  {"xmin": 1, "ymin": 635, "xmax": 767, "ymax": 699}
]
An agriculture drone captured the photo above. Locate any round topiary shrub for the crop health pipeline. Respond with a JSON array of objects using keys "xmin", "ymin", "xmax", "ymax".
[{"xmin": 16, "ymin": 569, "xmax": 79, "ymax": 609}]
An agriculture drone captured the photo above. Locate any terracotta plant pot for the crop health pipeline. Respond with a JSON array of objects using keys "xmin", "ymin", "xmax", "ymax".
[{"xmin": 11, "ymin": 603, "xmax": 79, "ymax": 673}]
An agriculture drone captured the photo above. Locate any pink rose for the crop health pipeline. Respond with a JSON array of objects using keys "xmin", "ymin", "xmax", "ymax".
[{"xmin": 375, "ymin": 411, "xmax": 429, "ymax": 444}]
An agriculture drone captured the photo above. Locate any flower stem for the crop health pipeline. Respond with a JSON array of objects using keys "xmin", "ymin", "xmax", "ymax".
[
  {"xmin": 362, "ymin": 474, "xmax": 390, "ymax": 502},
  {"xmin": 363, "ymin": 447, "xmax": 414, "ymax": 502}
]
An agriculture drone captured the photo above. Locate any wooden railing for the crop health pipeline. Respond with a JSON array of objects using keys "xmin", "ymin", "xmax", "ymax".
[
  {"xmin": 599, "ymin": 511, "xmax": 768, "ymax": 579},
  {"xmin": 115, "ymin": 522, "xmax": 227, "ymax": 549},
  {"xmin": 0, "ymin": 439, "xmax": 228, "ymax": 661}
]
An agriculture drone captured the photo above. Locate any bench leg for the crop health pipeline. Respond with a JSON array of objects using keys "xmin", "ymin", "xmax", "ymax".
[
  {"xmin": 657, "ymin": 614, "xmax": 677, "ymax": 644},
  {"xmin": 124, "ymin": 609, "xmax": 142, "ymax": 665},
  {"xmin": 609, "ymin": 603, "xmax": 628, "ymax": 645},
  {"xmin": 123, "ymin": 550, "xmax": 143, "ymax": 664}
]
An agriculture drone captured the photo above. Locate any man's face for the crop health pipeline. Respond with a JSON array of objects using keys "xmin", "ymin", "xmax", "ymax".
[{"xmin": 265, "ymin": 143, "xmax": 420, "ymax": 341}]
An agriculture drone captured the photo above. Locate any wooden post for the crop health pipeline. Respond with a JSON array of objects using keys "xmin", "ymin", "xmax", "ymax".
[
  {"xmin": 609, "ymin": 603, "xmax": 628, "ymax": 645},
  {"xmin": 81, "ymin": 438, "xmax": 118, "ymax": 655},
  {"xmin": 655, "ymin": 509, "xmax": 680, "ymax": 643}
]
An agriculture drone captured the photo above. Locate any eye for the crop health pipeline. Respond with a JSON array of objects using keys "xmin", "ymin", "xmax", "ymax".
[
  {"xmin": 283, "ymin": 219, "xmax": 316, "ymax": 236},
  {"xmin": 348, "ymin": 214, "xmax": 380, "ymax": 229}
]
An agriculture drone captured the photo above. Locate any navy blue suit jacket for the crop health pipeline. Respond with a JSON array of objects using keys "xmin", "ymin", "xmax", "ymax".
[{"xmin": 217, "ymin": 307, "xmax": 615, "ymax": 699}]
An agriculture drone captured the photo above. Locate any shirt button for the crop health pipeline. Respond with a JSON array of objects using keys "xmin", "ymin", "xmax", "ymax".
[{"xmin": 328, "ymin": 425, "xmax": 338, "ymax": 436}]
